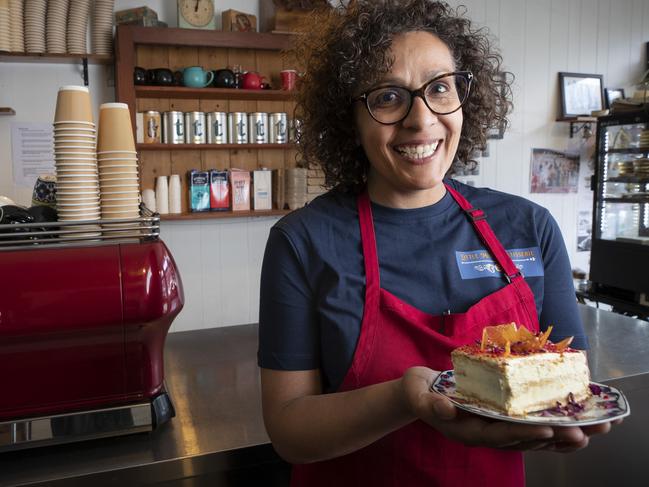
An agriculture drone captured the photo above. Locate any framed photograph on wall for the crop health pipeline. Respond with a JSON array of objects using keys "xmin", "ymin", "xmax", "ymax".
[
  {"xmin": 558, "ymin": 72, "xmax": 604, "ymax": 119},
  {"xmin": 604, "ymin": 88, "xmax": 625, "ymax": 108}
]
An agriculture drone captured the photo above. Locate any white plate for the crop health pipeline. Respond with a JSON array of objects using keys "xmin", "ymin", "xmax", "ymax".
[{"xmin": 431, "ymin": 370, "xmax": 630, "ymax": 427}]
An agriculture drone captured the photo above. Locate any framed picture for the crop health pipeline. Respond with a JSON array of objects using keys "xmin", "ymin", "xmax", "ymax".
[
  {"xmin": 604, "ymin": 88, "xmax": 625, "ymax": 108},
  {"xmin": 558, "ymin": 72, "xmax": 604, "ymax": 119}
]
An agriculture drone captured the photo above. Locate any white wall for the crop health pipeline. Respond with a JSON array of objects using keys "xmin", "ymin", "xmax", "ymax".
[{"xmin": 1, "ymin": 0, "xmax": 648, "ymax": 332}]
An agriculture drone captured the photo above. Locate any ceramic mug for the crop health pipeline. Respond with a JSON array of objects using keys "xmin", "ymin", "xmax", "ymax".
[
  {"xmin": 32, "ymin": 175, "xmax": 57, "ymax": 208},
  {"xmin": 183, "ymin": 66, "xmax": 214, "ymax": 88}
]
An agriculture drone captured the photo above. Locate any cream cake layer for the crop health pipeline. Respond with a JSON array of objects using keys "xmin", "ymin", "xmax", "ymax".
[{"xmin": 451, "ymin": 346, "xmax": 591, "ymax": 416}]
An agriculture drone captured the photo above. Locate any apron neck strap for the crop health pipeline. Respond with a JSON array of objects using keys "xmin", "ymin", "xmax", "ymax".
[
  {"xmin": 357, "ymin": 190, "xmax": 381, "ymax": 293},
  {"xmin": 444, "ymin": 183, "xmax": 522, "ymax": 283}
]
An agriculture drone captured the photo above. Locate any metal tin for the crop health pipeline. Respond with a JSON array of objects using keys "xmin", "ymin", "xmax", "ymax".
[
  {"xmin": 289, "ymin": 118, "xmax": 302, "ymax": 143},
  {"xmin": 228, "ymin": 112, "xmax": 248, "ymax": 144},
  {"xmin": 143, "ymin": 111, "xmax": 161, "ymax": 144},
  {"xmin": 184, "ymin": 112, "xmax": 206, "ymax": 144},
  {"xmin": 206, "ymin": 112, "xmax": 227, "ymax": 144},
  {"xmin": 162, "ymin": 111, "xmax": 185, "ymax": 144},
  {"xmin": 248, "ymin": 112, "xmax": 268, "ymax": 144},
  {"xmin": 269, "ymin": 112, "xmax": 288, "ymax": 144}
]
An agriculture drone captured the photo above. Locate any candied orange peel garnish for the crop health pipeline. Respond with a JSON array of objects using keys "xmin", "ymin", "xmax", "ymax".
[{"xmin": 478, "ymin": 323, "xmax": 573, "ymax": 355}]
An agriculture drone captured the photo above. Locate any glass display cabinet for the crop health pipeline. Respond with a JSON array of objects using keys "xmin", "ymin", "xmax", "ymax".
[{"xmin": 589, "ymin": 109, "xmax": 649, "ymax": 317}]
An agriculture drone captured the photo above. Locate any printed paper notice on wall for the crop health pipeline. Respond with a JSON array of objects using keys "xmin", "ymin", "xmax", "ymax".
[{"xmin": 11, "ymin": 123, "xmax": 54, "ymax": 187}]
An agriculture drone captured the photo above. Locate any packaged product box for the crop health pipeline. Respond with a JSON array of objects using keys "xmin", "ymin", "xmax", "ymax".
[
  {"xmin": 210, "ymin": 170, "xmax": 230, "ymax": 211},
  {"xmin": 114, "ymin": 6, "xmax": 158, "ymax": 25},
  {"xmin": 272, "ymin": 168, "xmax": 285, "ymax": 210},
  {"xmin": 230, "ymin": 169, "xmax": 251, "ymax": 211},
  {"xmin": 222, "ymin": 9, "xmax": 257, "ymax": 32},
  {"xmin": 188, "ymin": 170, "xmax": 210, "ymax": 212},
  {"xmin": 253, "ymin": 169, "xmax": 272, "ymax": 210},
  {"xmin": 135, "ymin": 112, "xmax": 144, "ymax": 144}
]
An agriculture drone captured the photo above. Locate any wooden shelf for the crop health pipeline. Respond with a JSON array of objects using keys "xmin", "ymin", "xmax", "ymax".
[
  {"xmin": 0, "ymin": 107, "xmax": 16, "ymax": 116},
  {"xmin": 160, "ymin": 209, "xmax": 291, "ymax": 221},
  {"xmin": 135, "ymin": 85, "xmax": 295, "ymax": 101},
  {"xmin": 556, "ymin": 116, "xmax": 598, "ymax": 122},
  {"xmin": 0, "ymin": 52, "xmax": 113, "ymax": 64},
  {"xmin": 606, "ymin": 147, "xmax": 649, "ymax": 154},
  {"xmin": 137, "ymin": 143, "xmax": 295, "ymax": 150}
]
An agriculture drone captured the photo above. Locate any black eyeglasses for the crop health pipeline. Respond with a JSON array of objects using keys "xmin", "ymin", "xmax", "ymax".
[{"xmin": 353, "ymin": 71, "xmax": 473, "ymax": 125}]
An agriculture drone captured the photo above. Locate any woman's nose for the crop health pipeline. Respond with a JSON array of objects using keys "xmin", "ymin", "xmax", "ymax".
[{"xmin": 401, "ymin": 95, "xmax": 439, "ymax": 129}]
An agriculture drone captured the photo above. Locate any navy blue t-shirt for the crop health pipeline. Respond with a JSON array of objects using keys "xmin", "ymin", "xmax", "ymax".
[{"xmin": 258, "ymin": 179, "xmax": 587, "ymax": 393}]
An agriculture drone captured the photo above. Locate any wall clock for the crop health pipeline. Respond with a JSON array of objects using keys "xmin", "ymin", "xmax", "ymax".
[{"xmin": 178, "ymin": 0, "xmax": 216, "ymax": 30}]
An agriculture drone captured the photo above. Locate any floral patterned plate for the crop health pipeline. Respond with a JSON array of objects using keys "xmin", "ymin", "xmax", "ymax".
[{"xmin": 431, "ymin": 370, "xmax": 630, "ymax": 426}]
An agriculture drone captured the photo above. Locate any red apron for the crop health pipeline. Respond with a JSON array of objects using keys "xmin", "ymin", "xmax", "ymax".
[{"xmin": 291, "ymin": 184, "xmax": 540, "ymax": 486}]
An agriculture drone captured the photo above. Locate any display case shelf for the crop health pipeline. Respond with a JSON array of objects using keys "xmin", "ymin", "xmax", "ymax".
[
  {"xmin": 602, "ymin": 197, "xmax": 649, "ymax": 204},
  {"xmin": 605, "ymin": 176, "xmax": 649, "ymax": 184},
  {"xmin": 137, "ymin": 143, "xmax": 295, "ymax": 151},
  {"xmin": 605, "ymin": 147, "xmax": 649, "ymax": 154},
  {"xmin": 160, "ymin": 209, "xmax": 291, "ymax": 221},
  {"xmin": 135, "ymin": 86, "xmax": 295, "ymax": 101}
]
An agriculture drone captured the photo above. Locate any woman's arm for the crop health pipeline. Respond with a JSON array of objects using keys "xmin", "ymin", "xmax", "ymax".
[{"xmin": 261, "ymin": 366, "xmax": 596, "ymax": 464}]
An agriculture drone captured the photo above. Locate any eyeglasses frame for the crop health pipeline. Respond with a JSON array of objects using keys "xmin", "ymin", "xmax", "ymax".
[{"xmin": 353, "ymin": 71, "xmax": 474, "ymax": 125}]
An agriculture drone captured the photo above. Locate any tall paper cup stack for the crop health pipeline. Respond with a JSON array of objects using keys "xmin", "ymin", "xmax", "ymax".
[
  {"xmin": 285, "ymin": 168, "xmax": 308, "ymax": 210},
  {"xmin": 53, "ymin": 86, "xmax": 101, "ymax": 235},
  {"xmin": 155, "ymin": 176, "xmax": 169, "ymax": 215},
  {"xmin": 168, "ymin": 174, "xmax": 181, "ymax": 214},
  {"xmin": 97, "ymin": 102, "xmax": 140, "ymax": 221}
]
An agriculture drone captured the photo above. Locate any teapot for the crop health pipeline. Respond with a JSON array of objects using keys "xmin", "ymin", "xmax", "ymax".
[
  {"xmin": 183, "ymin": 66, "xmax": 214, "ymax": 88},
  {"xmin": 241, "ymin": 71, "xmax": 266, "ymax": 90}
]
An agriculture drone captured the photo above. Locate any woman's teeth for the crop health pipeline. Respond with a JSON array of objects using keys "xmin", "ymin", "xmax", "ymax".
[{"xmin": 395, "ymin": 142, "xmax": 439, "ymax": 159}]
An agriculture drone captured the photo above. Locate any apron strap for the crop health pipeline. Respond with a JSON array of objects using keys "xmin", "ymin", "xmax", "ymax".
[
  {"xmin": 444, "ymin": 183, "xmax": 522, "ymax": 283},
  {"xmin": 357, "ymin": 191, "xmax": 381, "ymax": 308}
]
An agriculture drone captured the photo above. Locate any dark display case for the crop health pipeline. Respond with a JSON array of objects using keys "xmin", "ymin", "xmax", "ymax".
[{"xmin": 588, "ymin": 109, "xmax": 649, "ymax": 318}]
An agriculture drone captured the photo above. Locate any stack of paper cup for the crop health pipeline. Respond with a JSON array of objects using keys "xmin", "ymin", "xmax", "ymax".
[
  {"xmin": 168, "ymin": 174, "xmax": 181, "ymax": 214},
  {"xmin": 91, "ymin": 0, "xmax": 114, "ymax": 55},
  {"xmin": 97, "ymin": 103, "xmax": 140, "ymax": 221},
  {"xmin": 155, "ymin": 176, "xmax": 169, "ymax": 215},
  {"xmin": 67, "ymin": 0, "xmax": 91, "ymax": 54},
  {"xmin": 53, "ymin": 86, "xmax": 101, "ymax": 235},
  {"xmin": 46, "ymin": 0, "xmax": 69, "ymax": 54},
  {"xmin": 285, "ymin": 168, "xmax": 308, "ymax": 210},
  {"xmin": 24, "ymin": 0, "xmax": 46, "ymax": 53},
  {"xmin": 8, "ymin": 0, "xmax": 24, "ymax": 53},
  {"xmin": 0, "ymin": 0, "xmax": 10, "ymax": 53}
]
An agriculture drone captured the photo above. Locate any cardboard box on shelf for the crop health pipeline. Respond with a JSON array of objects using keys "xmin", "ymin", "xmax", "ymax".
[
  {"xmin": 222, "ymin": 9, "xmax": 257, "ymax": 32},
  {"xmin": 230, "ymin": 169, "xmax": 251, "ymax": 211},
  {"xmin": 114, "ymin": 6, "xmax": 158, "ymax": 25},
  {"xmin": 253, "ymin": 170, "xmax": 272, "ymax": 210}
]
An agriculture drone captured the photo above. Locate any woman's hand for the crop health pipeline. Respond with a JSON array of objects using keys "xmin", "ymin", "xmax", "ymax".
[{"xmin": 401, "ymin": 367, "xmax": 619, "ymax": 452}]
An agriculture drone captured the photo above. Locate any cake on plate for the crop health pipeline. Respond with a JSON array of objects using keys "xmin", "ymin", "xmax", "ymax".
[{"xmin": 451, "ymin": 323, "xmax": 591, "ymax": 416}]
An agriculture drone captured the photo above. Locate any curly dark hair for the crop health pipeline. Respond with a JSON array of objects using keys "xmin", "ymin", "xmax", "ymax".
[{"xmin": 292, "ymin": 0, "xmax": 513, "ymax": 193}]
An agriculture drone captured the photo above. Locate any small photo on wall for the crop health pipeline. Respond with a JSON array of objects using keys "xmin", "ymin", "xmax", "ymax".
[{"xmin": 530, "ymin": 148, "xmax": 580, "ymax": 194}]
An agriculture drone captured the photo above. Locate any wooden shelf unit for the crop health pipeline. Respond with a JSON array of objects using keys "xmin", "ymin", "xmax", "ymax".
[
  {"xmin": 114, "ymin": 25, "xmax": 298, "ymax": 216},
  {"xmin": 160, "ymin": 209, "xmax": 291, "ymax": 221},
  {"xmin": 137, "ymin": 143, "xmax": 295, "ymax": 151}
]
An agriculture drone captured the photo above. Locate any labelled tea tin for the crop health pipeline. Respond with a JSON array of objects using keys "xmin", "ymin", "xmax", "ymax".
[
  {"xmin": 206, "ymin": 112, "xmax": 227, "ymax": 144},
  {"xmin": 185, "ymin": 111, "xmax": 206, "ymax": 144},
  {"xmin": 162, "ymin": 111, "xmax": 185, "ymax": 144},
  {"xmin": 248, "ymin": 112, "xmax": 268, "ymax": 144},
  {"xmin": 228, "ymin": 112, "xmax": 248, "ymax": 144},
  {"xmin": 269, "ymin": 112, "xmax": 288, "ymax": 144},
  {"xmin": 143, "ymin": 110, "xmax": 161, "ymax": 144}
]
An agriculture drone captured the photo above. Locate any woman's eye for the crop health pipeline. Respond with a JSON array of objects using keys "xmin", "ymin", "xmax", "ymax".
[
  {"xmin": 371, "ymin": 90, "xmax": 403, "ymax": 108},
  {"xmin": 429, "ymin": 82, "xmax": 450, "ymax": 95}
]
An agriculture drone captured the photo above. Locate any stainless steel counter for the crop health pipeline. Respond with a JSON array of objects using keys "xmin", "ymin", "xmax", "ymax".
[{"xmin": 1, "ymin": 305, "xmax": 647, "ymax": 486}]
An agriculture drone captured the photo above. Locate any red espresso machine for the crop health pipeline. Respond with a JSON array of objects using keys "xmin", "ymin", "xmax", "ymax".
[{"xmin": 0, "ymin": 211, "xmax": 184, "ymax": 451}]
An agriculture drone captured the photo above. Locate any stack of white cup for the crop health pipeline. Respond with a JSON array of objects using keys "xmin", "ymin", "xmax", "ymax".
[
  {"xmin": 96, "ymin": 103, "xmax": 140, "ymax": 221},
  {"xmin": 53, "ymin": 86, "xmax": 101, "ymax": 236}
]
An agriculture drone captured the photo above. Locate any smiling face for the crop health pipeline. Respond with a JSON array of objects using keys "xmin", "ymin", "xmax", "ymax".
[{"xmin": 353, "ymin": 31, "xmax": 463, "ymax": 208}]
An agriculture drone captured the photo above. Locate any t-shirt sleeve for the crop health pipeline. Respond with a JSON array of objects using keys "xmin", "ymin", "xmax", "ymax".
[
  {"xmin": 258, "ymin": 225, "xmax": 320, "ymax": 370},
  {"xmin": 539, "ymin": 212, "xmax": 589, "ymax": 349}
]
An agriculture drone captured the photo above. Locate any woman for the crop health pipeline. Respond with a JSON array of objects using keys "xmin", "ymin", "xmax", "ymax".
[{"xmin": 258, "ymin": 1, "xmax": 615, "ymax": 485}]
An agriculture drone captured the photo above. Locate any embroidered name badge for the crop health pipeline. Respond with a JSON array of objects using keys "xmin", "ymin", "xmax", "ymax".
[{"xmin": 455, "ymin": 247, "xmax": 544, "ymax": 279}]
